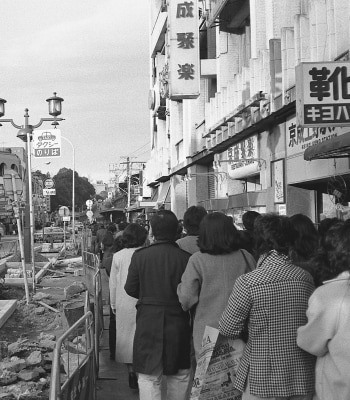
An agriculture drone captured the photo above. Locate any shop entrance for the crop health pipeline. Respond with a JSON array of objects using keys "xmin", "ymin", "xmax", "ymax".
[{"xmin": 289, "ymin": 173, "xmax": 350, "ymax": 224}]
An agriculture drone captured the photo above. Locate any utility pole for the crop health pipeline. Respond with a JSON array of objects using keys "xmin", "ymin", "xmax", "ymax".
[{"xmin": 119, "ymin": 157, "xmax": 146, "ymax": 222}]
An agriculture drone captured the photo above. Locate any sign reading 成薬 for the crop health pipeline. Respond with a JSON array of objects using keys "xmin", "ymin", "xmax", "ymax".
[
  {"xmin": 167, "ymin": 0, "xmax": 200, "ymax": 100},
  {"xmin": 296, "ymin": 62, "xmax": 350, "ymax": 127}
]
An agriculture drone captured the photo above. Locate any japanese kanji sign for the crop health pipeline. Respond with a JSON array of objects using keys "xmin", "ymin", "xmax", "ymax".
[
  {"xmin": 296, "ymin": 62, "xmax": 350, "ymax": 127},
  {"xmin": 286, "ymin": 115, "xmax": 348, "ymax": 156},
  {"xmin": 32, "ymin": 129, "xmax": 61, "ymax": 158},
  {"xmin": 226, "ymin": 135, "xmax": 260, "ymax": 179},
  {"xmin": 168, "ymin": 0, "xmax": 200, "ymax": 100}
]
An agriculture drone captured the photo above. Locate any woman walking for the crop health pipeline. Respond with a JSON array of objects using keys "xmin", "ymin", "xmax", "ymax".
[
  {"xmin": 177, "ymin": 212, "xmax": 256, "ymax": 359},
  {"xmin": 109, "ymin": 223, "xmax": 148, "ymax": 390},
  {"xmin": 219, "ymin": 214, "xmax": 315, "ymax": 400}
]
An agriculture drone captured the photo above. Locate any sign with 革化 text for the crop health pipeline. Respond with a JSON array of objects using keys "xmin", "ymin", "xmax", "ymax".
[
  {"xmin": 168, "ymin": 0, "xmax": 200, "ymax": 100},
  {"xmin": 32, "ymin": 129, "xmax": 61, "ymax": 158},
  {"xmin": 296, "ymin": 62, "xmax": 350, "ymax": 127}
]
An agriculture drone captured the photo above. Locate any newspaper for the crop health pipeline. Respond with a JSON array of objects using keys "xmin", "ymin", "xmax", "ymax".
[{"xmin": 190, "ymin": 326, "xmax": 245, "ymax": 400}]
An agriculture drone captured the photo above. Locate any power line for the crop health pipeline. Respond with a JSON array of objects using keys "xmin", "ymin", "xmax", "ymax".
[{"xmin": 129, "ymin": 141, "xmax": 150, "ymax": 156}]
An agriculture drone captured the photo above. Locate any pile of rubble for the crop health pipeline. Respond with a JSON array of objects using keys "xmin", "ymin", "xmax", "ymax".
[
  {"xmin": 0, "ymin": 281, "xmax": 89, "ymax": 399},
  {"xmin": 0, "ymin": 332, "xmax": 88, "ymax": 399}
]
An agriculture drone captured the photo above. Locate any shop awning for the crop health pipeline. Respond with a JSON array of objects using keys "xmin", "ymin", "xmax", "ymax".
[
  {"xmin": 304, "ymin": 132, "xmax": 350, "ymax": 161},
  {"xmin": 126, "ymin": 201, "xmax": 158, "ymax": 212}
]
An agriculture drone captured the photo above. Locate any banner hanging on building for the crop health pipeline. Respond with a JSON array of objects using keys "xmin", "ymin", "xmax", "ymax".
[
  {"xmin": 296, "ymin": 61, "xmax": 350, "ymax": 128},
  {"xmin": 167, "ymin": 0, "xmax": 200, "ymax": 100}
]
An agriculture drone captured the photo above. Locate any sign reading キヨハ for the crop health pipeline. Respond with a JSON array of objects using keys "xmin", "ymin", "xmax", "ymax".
[
  {"xmin": 32, "ymin": 129, "xmax": 61, "ymax": 158},
  {"xmin": 167, "ymin": 0, "xmax": 200, "ymax": 100},
  {"xmin": 296, "ymin": 62, "xmax": 350, "ymax": 128}
]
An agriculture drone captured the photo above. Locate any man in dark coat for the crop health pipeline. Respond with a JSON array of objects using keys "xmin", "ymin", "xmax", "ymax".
[{"xmin": 125, "ymin": 210, "xmax": 192, "ymax": 400}]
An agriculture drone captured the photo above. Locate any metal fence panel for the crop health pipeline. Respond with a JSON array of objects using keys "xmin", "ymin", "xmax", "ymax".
[{"xmin": 49, "ymin": 311, "xmax": 95, "ymax": 400}]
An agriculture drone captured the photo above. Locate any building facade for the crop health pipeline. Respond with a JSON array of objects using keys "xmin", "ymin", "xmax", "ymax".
[{"xmin": 145, "ymin": 0, "xmax": 350, "ymax": 224}]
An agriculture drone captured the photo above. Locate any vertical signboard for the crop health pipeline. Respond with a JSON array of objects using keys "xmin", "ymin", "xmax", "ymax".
[
  {"xmin": 296, "ymin": 62, "xmax": 350, "ymax": 127},
  {"xmin": 32, "ymin": 129, "xmax": 61, "ymax": 158},
  {"xmin": 168, "ymin": 0, "xmax": 200, "ymax": 100}
]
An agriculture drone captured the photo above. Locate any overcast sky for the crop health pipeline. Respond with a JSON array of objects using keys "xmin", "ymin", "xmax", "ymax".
[{"xmin": 0, "ymin": 0, "xmax": 150, "ymax": 183}]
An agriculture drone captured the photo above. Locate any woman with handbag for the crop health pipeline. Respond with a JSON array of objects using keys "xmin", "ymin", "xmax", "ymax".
[{"xmin": 177, "ymin": 212, "xmax": 256, "ymax": 360}]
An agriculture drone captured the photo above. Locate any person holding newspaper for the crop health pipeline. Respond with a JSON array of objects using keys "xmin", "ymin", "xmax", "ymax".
[{"xmin": 219, "ymin": 214, "xmax": 315, "ymax": 400}]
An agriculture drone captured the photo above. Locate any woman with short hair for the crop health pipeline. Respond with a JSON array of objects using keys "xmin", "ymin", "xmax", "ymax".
[
  {"xmin": 219, "ymin": 213, "xmax": 315, "ymax": 400},
  {"xmin": 109, "ymin": 222, "xmax": 148, "ymax": 390},
  {"xmin": 177, "ymin": 212, "xmax": 256, "ymax": 360}
]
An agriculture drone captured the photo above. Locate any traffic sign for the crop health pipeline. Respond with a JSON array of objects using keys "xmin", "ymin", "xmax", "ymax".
[
  {"xmin": 58, "ymin": 206, "xmax": 70, "ymax": 217},
  {"xmin": 43, "ymin": 188, "xmax": 56, "ymax": 196},
  {"xmin": 86, "ymin": 210, "xmax": 93, "ymax": 218},
  {"xmin": 32, "ymin": 129, "xmax": 61, "ymax": 158},
  {"xmin": 62, "ymin": 216, "xmax": 71, "ymax": 222},
  {"xmin": 44, "ymin": 178, "xmax": 55, "ymax": 189},
  {"xmin": 86, "ymin": 200, "xmax": 93, "ymax": 209}
]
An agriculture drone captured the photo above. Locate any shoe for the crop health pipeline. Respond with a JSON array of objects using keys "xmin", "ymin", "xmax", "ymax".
[{"xmin": 128, "ymin": 372, "xmax": 138, "ymax": 390}]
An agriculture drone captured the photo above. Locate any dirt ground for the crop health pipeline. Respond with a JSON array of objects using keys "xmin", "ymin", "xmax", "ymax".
[
  {"xmin": 0, "ymin": 261, "xmax": 87, "ymax": 344},
  {"xmin": 0, "ymin": 285, "xmax": 65, "ymax": 343}
]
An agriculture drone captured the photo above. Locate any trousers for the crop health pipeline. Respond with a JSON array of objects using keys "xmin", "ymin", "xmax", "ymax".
[{"xmin": 138, "ymin": 367, "xmax": 190, "ymax": 400}]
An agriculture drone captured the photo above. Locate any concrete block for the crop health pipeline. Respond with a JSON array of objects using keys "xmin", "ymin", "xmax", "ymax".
[{"xmin": 0, "ymin": 300, "xmax": 17, "ymax": 329}]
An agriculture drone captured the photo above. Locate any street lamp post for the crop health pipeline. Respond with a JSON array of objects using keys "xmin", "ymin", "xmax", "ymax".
[
  {"xmin": 0, "ymin": 93, "xmax": 64, "ymax": 279},
  {"xmin": 61, "ymin": 136, "xmax": 75, "ymax": 245}
]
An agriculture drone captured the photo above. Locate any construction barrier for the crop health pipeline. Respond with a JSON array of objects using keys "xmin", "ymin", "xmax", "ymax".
[
  {"xmin": 49, "ymin": 311, "xmax": 96, "ymax": 400},
  {"xmin": 82, "ymin": 250, "xmax": 104, "ymax": 377}
]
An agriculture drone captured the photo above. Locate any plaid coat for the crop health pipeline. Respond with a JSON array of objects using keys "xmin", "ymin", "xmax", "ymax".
[{"xmin": 219, "ymin": 250, "xmax": 316, "ymax": 397}]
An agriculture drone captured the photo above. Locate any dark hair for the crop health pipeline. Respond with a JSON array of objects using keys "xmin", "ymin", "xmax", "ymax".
[
  {"xmin": 102, "ymin": 232, "xmax": 114, "ymax": 248},
  {"xmin": 107, "ymin": 223, "xmax": 117, "ymax": 234},
  {"xmin": 122, "ymin": 223, "xmax": 148, "ymax": 248},
  {"xmin": 198, "ymin": 212, "xmax": 241, "ymax": 255},
  {"xmin": 289, "ymin": 214, "xmax": 319, "ymax": 263},
  {"xmin": 150, "ymin": 210, "xmax": 178, "ymax": 241},
  {"xmin": 242, "ymin": 211, "xmax": 261, "ymax": 232},
  {"xmin": 254, "ymin": 213, "xmax": 297, "ymax": 257},
  {"xmin": 318, "ymin": 217, "xmax": 340, "ymax": 245},
  {"xmin": 183, "ymin": 206, "xmax": 207, "ymax": 235},
  {"xmin": 310, "ymin": 220, "xmax": 350, "ymax": 286},
  {"xmin": 118, "ymin": 221, "xmax": 128, "ymax": 231},
  {"xmin": 113, "ymin": 235, "xmax": 125, "ymax": 252}
]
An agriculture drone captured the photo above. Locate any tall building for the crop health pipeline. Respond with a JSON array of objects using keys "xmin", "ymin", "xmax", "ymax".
[{"xmin": 145, "ymin": 0, "xmax": 350, "ymax": 224}]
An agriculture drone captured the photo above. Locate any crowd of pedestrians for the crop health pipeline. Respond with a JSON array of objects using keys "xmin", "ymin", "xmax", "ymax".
[{"xmin": 92, "ymin": 209, "xmax": 349, "ymax": 400}]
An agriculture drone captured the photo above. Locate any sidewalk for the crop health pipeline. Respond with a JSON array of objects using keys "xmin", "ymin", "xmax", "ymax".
[
  {"xmin": 96, "ymin": 310, "xmax": 139, "ymax": 400},
  {"xmin": 97, "ymin": 268, "xmax": 139, "ymax": 399}
]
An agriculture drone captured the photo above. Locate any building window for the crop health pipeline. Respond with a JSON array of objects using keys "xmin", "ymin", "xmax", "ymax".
[{"xmin": 11, "ymin": 164, "xmax": 18, "ymax": 173}]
